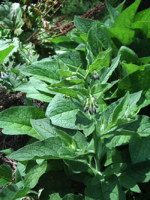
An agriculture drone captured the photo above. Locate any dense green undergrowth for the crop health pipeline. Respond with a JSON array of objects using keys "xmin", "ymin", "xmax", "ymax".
[{"xmin": 0, "ymin": 0, "xmax": 150, "ymax": 199}]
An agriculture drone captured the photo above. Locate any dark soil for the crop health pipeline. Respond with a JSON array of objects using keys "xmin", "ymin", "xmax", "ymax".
[{"xmin": 0, "ymin": 91, "xmax": 25, "ymax": 112}]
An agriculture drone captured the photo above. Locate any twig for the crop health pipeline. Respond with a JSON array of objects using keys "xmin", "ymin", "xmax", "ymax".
[{"xmin": 26, "ymin": 3, "xmax": 105, "ymax": 42}]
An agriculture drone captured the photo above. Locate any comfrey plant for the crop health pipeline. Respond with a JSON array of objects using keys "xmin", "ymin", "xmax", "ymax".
[{"xmin": 0, "ymin": 0, "xmax": 150, "ymax": 199}]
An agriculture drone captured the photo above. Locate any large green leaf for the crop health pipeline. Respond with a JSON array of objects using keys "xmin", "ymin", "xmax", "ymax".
[
  {"xmin": 8, "ymin": 137, "xmax": 77, "ymax": 161},
  {"xmin": 105, "ymin": 114, "xmax": 150, "ymax": 145},
  {"xmin": 88, "ymin": 23, "xmax": 110, "ymax": 57},
  {"xmin": 121, "ymin": 63, "xmax": 145, "ymax": 76},
  {"xmin": 108, "ymin": 27, "xmax": 135, "ymax": 45},
  {"xmin": 106, "ymin": 135, "xmax": 131, "ymax": 149},
  {"xmin": 100, "ymin": 93, "xmax": 129, "ymax": 130},
  {"xmin": 118, "ymin": 46, "xmax": 140, "ymax": 64},
  {"xmin": 87, "ymin": 48, "xmax": 111, "ymax": 74},
  {"xmin": 21, "ymin": 59, "xmax": 61, "ymax": 83},
  {"xmin": 74, "ymin": 16, "xmax": 95, "ymax": 33},
  {"xmin": 100, "ymin": 92, "xmax": 142, "ymax": 136},
  {"xmin": 132, "ymin": 8, "xmax": 150, "ymax": 38},
  {"xmin": 129, "ymin": 137, "xmax": 150, "ymax": 164},
  {"xmin": 58, "ymin": 51, "xmax": 84, "ymax": 68},
  {"xmin": 0, "ymin": 106, "xmax": 45, "ymax": 139},
  {"xmin": 136, "ymin": 116, "xmax": 150, "ymax": 136},
  {"xmin": 46, "ymin": 95, "xmax": 91, "ymax": 130},
  {"xmin": 48, "ymin": 87, "xmax": 88, "ymax": 99},
  {"xmin": 119, "ymin": 115, "xmax": 150, "ymax": 137},
  {"xmin": 14, "ymin": 77, "xmax": 52, "ymax": 102},
  {"xmin": 105, "ymin": 0, "xmax": 125, "ymax": 24},
  {"xmin": 31, "ymin": 118, "xmax": 57, "ymax": 139},
  {"xmin": 107, "ymin": 0, "xmax": 141, "ymax": 45},
  {"xmin": 114, "ymin": 0, "xmax": 141, "ymax": 28}
]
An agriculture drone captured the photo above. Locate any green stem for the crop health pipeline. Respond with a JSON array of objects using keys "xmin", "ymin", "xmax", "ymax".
[{"xmin": 93, "ymin": 128, "xmax": 102, "ymax": 172}]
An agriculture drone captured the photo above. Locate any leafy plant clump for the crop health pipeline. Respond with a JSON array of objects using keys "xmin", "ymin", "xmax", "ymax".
[
  {"xmin": 61, "ymin": 0, "xmax": 100, "ymax": 16},
  {"xmin": 0, "ymin": 0, "xmax": 150, "ymax": 200}
]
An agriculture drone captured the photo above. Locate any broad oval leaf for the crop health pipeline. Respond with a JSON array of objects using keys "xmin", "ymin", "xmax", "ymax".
[
  {"xmin": 0, "ymin": 106, "xmax": 45, "ymax": 139},
  {"xmin": 46, "ymin": 94, "xmax": 92, "ymax": 130},
  {"xmin": 8, "ymin": 137, "xmax": 77, "ymax": 161},
  {"xmin": 21, "ymin": 59, "xmax": 61, "ymax": 83}
]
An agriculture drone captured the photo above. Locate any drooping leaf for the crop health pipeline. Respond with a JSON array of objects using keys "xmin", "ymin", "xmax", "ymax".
[
  {"xmin": 0, "ymin": 185, "xmax": 18, "ymax": 200},
  {"xmin": 31, "ymin": 118, "xmax": 57, "ymax": 139},
  {"xmin": 48, "ymin": 87, "xmax": 88, "ymax": 99},
  {"xmin": 106, "ymin": 135, "xmax": 131, "ymax": 149},
  {"xmin": 118, "ymin": 46, "xmax": 140, "ymax": 64},
  {"xmin": 0, "ymin": 106, "xmax": 45, "ymax": 139},
  {"xmin": 14, "ymin": 77, "xmax": 52, "ymax": 102},
  {"xmin": 102, "ymin": 176, "xmax": 126, "ymax": 200},
  {"xmin": 46, "ymin": 94, "xmax": 91, "ymax": 130},
  {"xmin": 58, "ymin": 51, "xmax": 84, "ymax": 68},
  {"xmin": 64, "ymin": 159, "xmax": 89, "ymax": 174},
  {"xmin": 21, "ymin": 59, "xmax": 61, "ymax": 83},
  {"xmin": 8, "ymin": 137, "xmax": 77, "ymax": 161}
]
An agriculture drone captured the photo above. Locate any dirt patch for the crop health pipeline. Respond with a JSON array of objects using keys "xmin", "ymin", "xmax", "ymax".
[{"xmin": 0, "ymin": 92, "xmax": 25, "ymax": 111}]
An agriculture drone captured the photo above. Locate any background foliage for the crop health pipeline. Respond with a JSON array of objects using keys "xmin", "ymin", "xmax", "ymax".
[{"xmin": 0, "ymin": 0, "xmax": 150, "ymax": 200}]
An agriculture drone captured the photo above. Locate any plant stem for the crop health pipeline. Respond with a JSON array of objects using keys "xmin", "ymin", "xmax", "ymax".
[{"xmin": 93, "ymin": 128, "xmax": 102, "ymax": 172}]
